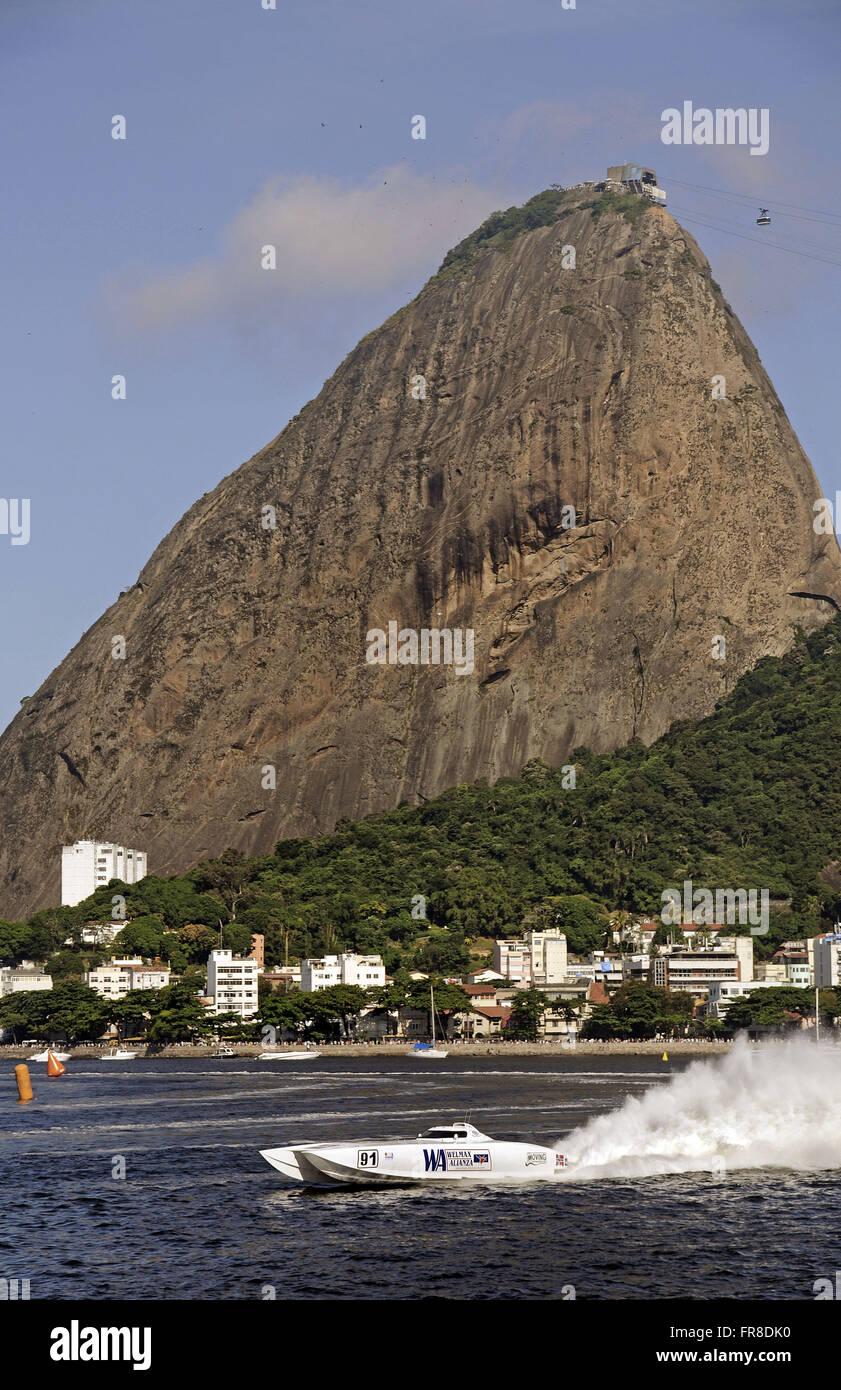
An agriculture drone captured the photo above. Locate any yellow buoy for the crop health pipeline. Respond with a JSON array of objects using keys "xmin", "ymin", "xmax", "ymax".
[
  {"xmin": 15, "ymin": 1064, "xmax": 34, "ymax": 1103},
  {"xmin": 662, "ymin": 1051, "xmax": 669, "ymax": 1061}
]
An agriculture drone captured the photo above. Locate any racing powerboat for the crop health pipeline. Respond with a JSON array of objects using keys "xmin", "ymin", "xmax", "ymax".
[{"xmin": 260, "ymin": 1121, "xmax": 568, "ymax": 1186}]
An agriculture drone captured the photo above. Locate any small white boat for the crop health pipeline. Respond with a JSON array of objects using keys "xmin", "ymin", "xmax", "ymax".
[
  {"xmin": 258, "ymin": 1049, "xmax": 321, "ymax": 1061},
  {"xmin": 212, "ymin": 1046, "xmax": 237, "ymax": 1058},
  {"xmin": 99, "ymin": 1049, "xmax": 137, "ymax": 1060},
  {"xmin": 30, "ymin": 1050, "xmax": 70, "ymax": 1062},
  {"xmin": 261, "ymin": 1121, "xmax": 568, "ymax": 1186},
  {"xmin": 408, "ymin": 983, "xmax": 449, "ymax": 1058}
]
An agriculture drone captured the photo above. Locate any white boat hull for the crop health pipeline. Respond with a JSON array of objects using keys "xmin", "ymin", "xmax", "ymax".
[
  {"xmin": 99, "ymin": 1051, "xmax": 137, "ymax": 1060},
  {"xmin": 30, "ymin": 1051, "xmax": 70, "ymax": 1062},
  {"xmin": 258, "ymin": 1050, "xmax": 321, "ymax": 1061},
  {"xmin": 261, "ymin": 1123, "xmax": 567, "ymax": 1187}
]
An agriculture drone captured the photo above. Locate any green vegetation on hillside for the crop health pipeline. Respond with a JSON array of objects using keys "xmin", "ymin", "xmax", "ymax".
[
  {"xmin": 427, "ymin": 187, "xmax": 568, "ymax": 288},
  {"xmin": 2, "ymin": 617, "xmax": 841, "ymax": 974}
]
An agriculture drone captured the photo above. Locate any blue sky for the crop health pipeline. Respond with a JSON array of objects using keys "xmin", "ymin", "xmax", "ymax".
[{"xmin": 1, "ymin": 0, "xmax": 839, "ymax": 734}]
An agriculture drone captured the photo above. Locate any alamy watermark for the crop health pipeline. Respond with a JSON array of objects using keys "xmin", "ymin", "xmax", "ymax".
[
  {"xmin": 661, "ymin": 103, "xmax": 770, "ymax": 156},
  {"xmin": 661, "ymin": 879, "xmax": 769, "ymax": 935},
  {"xmin": 813, "ymin": 494, "xmax": 841, "ymax": 535},
  {"xmin": 0, "ymin": 498, "xmax": 30, "ymax": 546},
  {"xmin": 366, "ymin": 622, "xmax": 474, "ymax": 676},
  {"xmin": 814, "ymin": 1272, "xmax": 841, "ymax": 1299}
]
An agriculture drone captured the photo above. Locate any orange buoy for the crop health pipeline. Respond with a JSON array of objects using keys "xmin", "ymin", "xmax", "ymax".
[
  {"xmin": 15, "ymin": 1064, "xmax": 34, "ymax": 1103},
  {"xmin": 46, "ymin": 1050, "xmax": 66, "ymax": 1077}
]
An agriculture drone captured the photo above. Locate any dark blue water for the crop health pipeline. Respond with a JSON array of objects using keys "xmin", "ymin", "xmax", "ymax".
[{"xmin": 1, "ymin": 1055, "xmax": 837, "ymax": 1300}]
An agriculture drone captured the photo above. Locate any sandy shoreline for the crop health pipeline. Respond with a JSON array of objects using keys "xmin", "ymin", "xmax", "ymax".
[{"xmin": 1, "ymin": 1039, "xmax": 731, "ymax": 1060}]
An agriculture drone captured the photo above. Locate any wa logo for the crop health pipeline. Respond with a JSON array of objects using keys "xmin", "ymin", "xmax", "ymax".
[{"xmin": 423, "ymin": 1148, "xmax": 447, "ymax": 1172}]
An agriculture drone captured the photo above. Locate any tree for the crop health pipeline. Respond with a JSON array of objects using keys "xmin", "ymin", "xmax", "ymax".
[
  {"xmin": 191, "ymin": 849, "xmax": 250, "ymax": 920},
  {"xmin": 406, "ymin": 978, "xmax": 470, "ymax": 1039},
  {"xmin": 259, "ymin": 991, "xmax": 311, "ymax": 1041},
  {"xmin": 221, "ymin": 923, "xmax": 254, "ymax": 957},
  {"xmin": 723, "ymin": 985, "xmax": 817, "ymax": 1031},
  {"xmin": 508, "ymin": 988, "xmax": 545, "ymax": 1041},
  {"xmin": 111, "ymin": 990, "xmax": 157, "ymax": 1041},
  {"xmin": 47, "ymin": 981, "xmax": 112, "ymax": 1042},
  {"xmin": 525, "ymin": 895, "xmax": 608, "ymax": 954},
  {"xmin": 608, "ymin": 982, "xmax": 685, "ymax": 1039},
  {"xmin": 144, "ymin": 982, "xmax": 213, "ymax": 1042},
  {"xmin": 0, "ymin": 981, "xmax": 112, "ymax": 1043},
  {"xmin": 44, "ymin": 949, "xmax": 98, "ymax": 979},
  {"xmin": 112, "ymin": 916, "xmax": 165, "ymax": 958},
  {"xmin": 581, "ymin": 1004, "xmax": 620, "ymax": 1040},
  {"xmin": 177, "ymin": 924, "xmax": 220, "ymax": 964},
  {"xmin": 308, "ymin": 985, "xmax": 369, "ymax": 1039},
  {"xmin": 0, "ymin": 990, "xmax": 52, "ymax": 1041}
]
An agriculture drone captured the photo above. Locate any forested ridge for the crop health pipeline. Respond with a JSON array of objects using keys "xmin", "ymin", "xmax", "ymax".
[{"xmin": 3, "ymin": 616, "xmax": 841, "ymax": 975}]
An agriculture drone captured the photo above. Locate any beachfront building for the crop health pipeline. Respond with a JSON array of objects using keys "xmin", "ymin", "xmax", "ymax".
[
  {"xmin": 494, "ymin": 938, "xmax": 531, "ymax": 984},
  {"xmin": 494, "ymin": 931, "xmax": 568, "ymax": 986},
  {"xmin": 262, "ymin": 966, "xmax": 302, "ymax": 991},
  {"xmin": 706, "ymin": 979, "xmax": 787, "ymax": 1020},
  {"xmin": 533, "ymin": 980, "xmax": 610, "ymax": 1040},
  {"xmin": 654, "ymin": 950, "xmax": 744, "ymax": 998},
  {"xmin": 300, "ymin": 952, "xmax": 385, "ymax": 992},
  {"xmin": 0, "ymin": 964, "xmax": 53, "ymax": 998},
  {"xmin": 651, "ymin": 935, "xmax": 754, "ymax": 999},
  {"xmin": 814, "ymin": 933, "xmax": 841, "ymax": 989},
  {"xmin": 567, "ymin": 953, "xmax": 623, "ymax": 987},
  {"xmin": 206, "ymin": 949, "xmax": 259, "ymax": 1018},
  {"xmin": 452, "ymin": 1005, "xmax": 512, "ymax": 1038},
  {"xmin": 61, "ymin": 840, "xmax": 147, "ymax": 907},
  {"xmin": 85, "ymin": 958, "xmax": 170, "ymax": 1000},
  {"xmin": 530, "ymin": 930, "xmax": 568, "ymax": 984}
]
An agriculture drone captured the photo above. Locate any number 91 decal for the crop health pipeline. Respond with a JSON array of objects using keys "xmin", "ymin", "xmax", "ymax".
[{"xmin": 357, "ymin": 1150, "xmax": 378, "ymax": 1167}]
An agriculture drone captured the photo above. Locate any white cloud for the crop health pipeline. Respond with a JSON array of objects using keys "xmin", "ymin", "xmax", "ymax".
[{"xmin": 100, "ymin": 165, "xmax": 506, "ymax": 337}]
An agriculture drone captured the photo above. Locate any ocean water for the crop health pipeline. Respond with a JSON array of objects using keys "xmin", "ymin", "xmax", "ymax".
[{"xmin": 2, "ymin": 1041, "xmax": 839, "ymax": 1301}]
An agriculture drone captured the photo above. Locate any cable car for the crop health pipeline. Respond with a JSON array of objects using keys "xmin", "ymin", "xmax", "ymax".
[{"xmin": 756, "ymin": 208, "xmax": 771, "ymax": 226}]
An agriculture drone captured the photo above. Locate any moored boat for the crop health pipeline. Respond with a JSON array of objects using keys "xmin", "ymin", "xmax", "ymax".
[
  {"xmin": 407, "ymin": 982, "xmax": 448, "ymax": 1058},
  {"xmin": 261, "ymin": 1121, "xmax": 568, "ymax": 1186},
  {"xmin": 258, "ymin": 1049, "xmax": 321, "ymax": 1061}
]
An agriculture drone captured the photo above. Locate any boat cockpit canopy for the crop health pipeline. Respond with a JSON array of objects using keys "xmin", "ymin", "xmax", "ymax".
[{"xmin": 419, "ymin": 1122, "xmax": 485, "ymax": 1140}]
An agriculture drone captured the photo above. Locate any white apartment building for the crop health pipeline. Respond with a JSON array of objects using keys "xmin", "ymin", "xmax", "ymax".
[
  {"xmin": 657, "ymin": 950, "xmax": 743, "ymax": 998},
  {"xmin": 85, "ymin": 958, "xmax": 170, "ymax": 1000},
  {"xmin": 529, "ymin": 930, "xmax": 568, "ymax": 985},
  {"xmin": 494, "ymin": 939, "xmax": 531, "ymax": 985},
  {"xmin": 814, "ymin": 934, "xmax": 841, "ymax": 989},
  {"xmin": 622, "ymin": 953, "xmax": 651, "ymax": 982},
  {"xmin": 0, "ymin": 965, "xmax": 53, "ymax": 998},
  {"xmin": 568, "ymin": 955, "xmax": 623, "ymax": 986},
  {"xmin": 493, "ymin": 931, "xmax": 568, "ymax": 986},
  {"xmin": 786, "ymin": 960, "xmax": 812, "ymax": 988},
  {"xmin": 653, "ymin": 936, "xmax": 754, "ymax": 999},
  {"xmin": 61, "ymin": 841, "xmax": 148, "ymax": 907},
  {"xmin": 300, "ymin": 953, "xmax": 386, "ymax": 992},
  {"xmin": 706, "ymin": 979, "xmax": 786, "ymax": 1020},
  {"xmin": 206, "ymin": 949, "xmax": 259, "ymax": 1017}
]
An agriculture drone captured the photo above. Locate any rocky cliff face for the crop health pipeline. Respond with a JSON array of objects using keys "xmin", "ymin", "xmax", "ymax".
[{"xmin": 3, "ymin": 187, "xmax": 839, "ymax": 916}]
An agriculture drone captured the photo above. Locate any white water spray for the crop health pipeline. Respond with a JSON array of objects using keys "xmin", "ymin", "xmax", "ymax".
[{"xmin": 560, "ymin": 1036, "xmax": 841, "ymax": 1180}]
